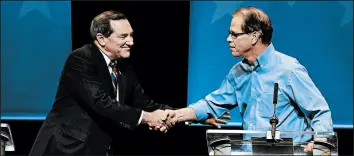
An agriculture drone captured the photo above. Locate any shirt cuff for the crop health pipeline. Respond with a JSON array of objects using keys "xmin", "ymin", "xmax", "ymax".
[
  {"xmin": 313, "ymin": 120, "xmax": 334, "ymax": 132},
  {"xmin": 188, "ymin": 100, "xmax": 209, "ymax": 121},
  {"xmin": 137, "ymin": 111, "xmax": 143, "ymax": 125}
]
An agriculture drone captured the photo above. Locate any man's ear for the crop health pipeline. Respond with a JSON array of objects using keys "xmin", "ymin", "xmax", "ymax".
[
  {"xmin": 96, "ymin": 33, "xmax": 106, "ymax": 46},
  {"xmin": 252, "ymin": 31, "xmax": 261, "ymax": 45}
]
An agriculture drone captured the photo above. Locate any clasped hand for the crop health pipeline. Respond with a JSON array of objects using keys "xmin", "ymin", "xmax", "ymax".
[
  {"xmin": 145, "ymin": 110, "xmax": 177, "ymax": 133},
  {"xmin": 146, "ymin": 110, "xmax": 231, "ymax": 133}
]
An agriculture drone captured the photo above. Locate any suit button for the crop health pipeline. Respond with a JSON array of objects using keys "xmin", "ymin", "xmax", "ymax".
[{"xmin": 120, "ymin": 122, "xmax": 130, "ymax": 129}]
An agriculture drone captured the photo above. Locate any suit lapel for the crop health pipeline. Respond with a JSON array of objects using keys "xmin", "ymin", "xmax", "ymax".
[
  {"xmin": 88, "ymin": 43, "xmax": 128, "ymax": 103},
  {"xmin": 88, "ymin": 43, "xmax": 116, "ymax": 98},
  {"xmin": 118, "ymin": 63, "xmax": 127, "ymax": 103}
]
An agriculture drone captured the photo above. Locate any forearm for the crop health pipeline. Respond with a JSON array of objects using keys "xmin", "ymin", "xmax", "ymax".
[{"xmin": 175, "ymin": 108, "xmax": 198, "ymax": 122}]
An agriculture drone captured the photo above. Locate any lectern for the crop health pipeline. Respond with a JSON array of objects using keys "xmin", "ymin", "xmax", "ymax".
[
  {"xmin": 206, "ymin": 129, "xmax": 337, "ymax": 155},
  {"xmin": 1, "ymin": 123, "xmax": 15, "ymax": 156}
]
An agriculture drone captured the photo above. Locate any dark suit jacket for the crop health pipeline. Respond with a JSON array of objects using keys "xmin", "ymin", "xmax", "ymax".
[{"xmin": 29, "ymin": 43, "xmax": 172, "ymax": 155}]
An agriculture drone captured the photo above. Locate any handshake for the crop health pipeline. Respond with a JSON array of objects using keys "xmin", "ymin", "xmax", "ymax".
[
  {"xmin": 141, "ymin": 108, "xmax": 232, "ymax": 133},
  {"xmin": 141, "ymin": 109, "xmax": 181, "ymax": 133}
]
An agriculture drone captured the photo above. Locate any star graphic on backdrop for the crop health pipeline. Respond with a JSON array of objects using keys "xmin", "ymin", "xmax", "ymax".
[
  {"xmin": 338, "ymin": 1, "xmax": 353, "ymax": 27},
  {"xmin": 211, "ymin": 1, "xmax": 244, "ymax": 24},
  {"xmin": 287, "ymin": 1, "xmax": 296, "ymax": 7},
  {"xmin": 19, "ymin": 1, "xmax": 51, "ymax": 19}
]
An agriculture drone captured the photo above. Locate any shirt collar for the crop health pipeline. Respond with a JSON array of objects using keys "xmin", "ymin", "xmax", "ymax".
[
  {"xmin": 257, "ymin": 43, "xmax": 275, "ymax": 68},
  {"xmin": 242, "ymin": 43, "xmax": 275, "ymax": 70},
  {"xmin": 99, "ymin": 49, "xmax": 114, "ymax": 67}
]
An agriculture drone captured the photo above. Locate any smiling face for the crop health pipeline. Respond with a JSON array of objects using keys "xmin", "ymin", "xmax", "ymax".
[{"xmin": 97, "ymin": 19, "xmax": 134, "ymax": 59}]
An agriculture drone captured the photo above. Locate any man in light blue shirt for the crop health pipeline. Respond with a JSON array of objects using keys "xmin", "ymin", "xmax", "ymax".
[{"xmin": 165, "ymin": 6, "xmax": 333, "ymax": 154}]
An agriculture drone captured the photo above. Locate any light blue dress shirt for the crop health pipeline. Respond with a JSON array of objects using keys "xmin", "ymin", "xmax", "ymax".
[{"xmin": 189, "ymin": 43, "xmax": 333, "ymax": 144}]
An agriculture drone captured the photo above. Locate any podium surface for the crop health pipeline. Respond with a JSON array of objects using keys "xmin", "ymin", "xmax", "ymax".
[{"xmin": 206, "ymin": 129, "xmax": 337, "ymax": 155}]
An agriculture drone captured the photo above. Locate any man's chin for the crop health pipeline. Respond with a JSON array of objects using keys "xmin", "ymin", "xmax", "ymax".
[
  {"xmin": 231, "ymin": 51, "xmax": 240, "ymax": 57},
  {"xmin": 121, "ymin": 52, "xmax": 130, "ymax": 58}
]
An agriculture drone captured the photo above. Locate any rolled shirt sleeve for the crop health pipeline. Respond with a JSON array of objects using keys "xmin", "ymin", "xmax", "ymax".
[
  {"xmin": 189, "ymin": 70, "xmax": 238, "ymax": 122},
  {"xmin": 286, "ymin": 64, "xmax": 333, "ymax": 132}
]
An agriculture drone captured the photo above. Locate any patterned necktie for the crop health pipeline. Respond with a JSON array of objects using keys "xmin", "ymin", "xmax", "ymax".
[{"xmin": 109, "ymin": 61, "xmax": 119, "ymax": 93}]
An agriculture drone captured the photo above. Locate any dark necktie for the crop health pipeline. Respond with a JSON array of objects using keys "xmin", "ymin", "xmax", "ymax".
[{"xmin": 109, "ymin": 61, "xmax": 119, "ymax": 96}]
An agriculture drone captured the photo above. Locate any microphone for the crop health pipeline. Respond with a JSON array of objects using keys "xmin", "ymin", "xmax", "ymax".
[{"xmin": 270, "ymin": 83, "xmax": 279, "ymax": 140}]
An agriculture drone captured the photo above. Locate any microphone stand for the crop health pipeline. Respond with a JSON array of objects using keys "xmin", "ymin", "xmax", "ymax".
[{"xmin": 267, "ymin": 83, "xmax": 280, "ymax": 143}]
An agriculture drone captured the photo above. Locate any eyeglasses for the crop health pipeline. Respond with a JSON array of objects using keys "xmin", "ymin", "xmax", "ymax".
[{"xmin": 229, "ymin": 31, "xmax": 247, "ymax": 39}]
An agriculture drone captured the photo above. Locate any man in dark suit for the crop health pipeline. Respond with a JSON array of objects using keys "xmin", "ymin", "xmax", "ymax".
[{"xmin": 29, "ymin": 10, "xmax": 175, "ymax": 156}]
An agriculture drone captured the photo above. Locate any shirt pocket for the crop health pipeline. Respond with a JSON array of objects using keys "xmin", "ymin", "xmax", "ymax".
[{"xmin": 259, "ymin": 90, "xmax": 289, "ymax": 119}]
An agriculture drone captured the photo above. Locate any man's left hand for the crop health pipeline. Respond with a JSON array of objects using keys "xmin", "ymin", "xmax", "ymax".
[
  {"xmin": 203, "ymin": 112, "xmax": 231, "ymax": 128},
  {"xmin": 304, "ymin": 137, "xmax": 328, "ymax": 153}
]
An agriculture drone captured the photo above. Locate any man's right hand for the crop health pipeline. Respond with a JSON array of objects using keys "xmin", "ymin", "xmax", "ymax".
[{"xmin": 142, "ymin": 110, "xmax": 169, "ymax": 132}]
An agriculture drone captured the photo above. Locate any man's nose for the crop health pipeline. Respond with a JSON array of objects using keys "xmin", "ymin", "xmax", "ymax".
[
  {"xmin": 126, "ymin": 37, "xmax": 134, "ymax": 46},
  {"xmin": 226, "ymin": 34, "xmax": 232, "ymax": 42}
]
